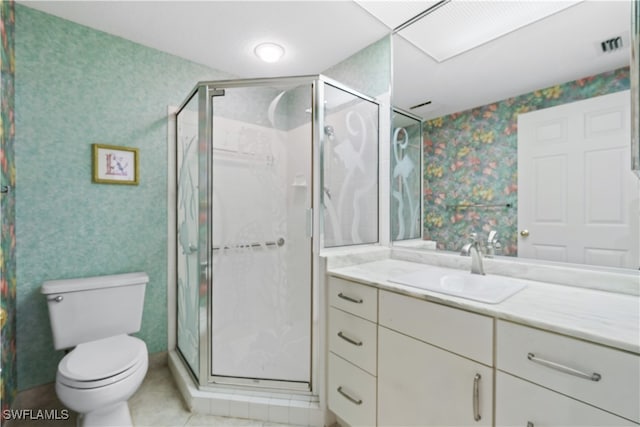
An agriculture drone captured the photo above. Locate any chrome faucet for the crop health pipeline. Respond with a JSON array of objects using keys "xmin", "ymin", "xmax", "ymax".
[
  {"xmin": 460, "ymin": 242, "xmax": 472, "ymax": 256},
  {"xmin": 468, "ymin": 233, "xmax": 485, "ymax": 275},
  {"xmin": 485, "ymin": 230, "xmax": 501, "ymax": 258}
]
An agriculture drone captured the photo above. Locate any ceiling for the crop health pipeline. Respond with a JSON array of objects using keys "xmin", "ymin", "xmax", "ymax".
[
  {"xmin": 391, "ymin": 0, "xmax": 631, "ymax": 119},
  {"xmin": 20, "ymin": 0, "xmax": 391, "ymax": 78},
  {"xmin": 20, "ymin": 1, "xmax": 631, "ymax": 120}
]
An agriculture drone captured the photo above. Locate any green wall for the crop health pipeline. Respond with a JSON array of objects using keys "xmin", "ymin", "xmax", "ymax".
[
  {"xmin": 324, "ymin": 35, "xmax": 391, "ymax": 99},
  {"xmin": 15, "ymin": 5, "xmax": 229, "ymax": 390},
  {"xmin": 1, "ymin": 0, "xmax": 17, "ymax": 414}
]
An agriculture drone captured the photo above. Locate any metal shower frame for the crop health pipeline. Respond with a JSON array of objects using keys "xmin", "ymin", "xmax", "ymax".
[{"xmin": 174, "ymin": 74, "xmax": 381, "ymax": 393}]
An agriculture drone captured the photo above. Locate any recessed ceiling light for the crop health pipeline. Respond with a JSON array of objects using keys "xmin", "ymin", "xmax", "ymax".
[{"xmin": 254, "ymin": 42, "xmax": 285, "ymax": 63}]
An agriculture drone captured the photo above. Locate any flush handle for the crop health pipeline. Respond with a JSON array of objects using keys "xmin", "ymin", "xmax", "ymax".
[{"xmin": 48, "ymin": 295, "xmax": 63, "ymax": 303}]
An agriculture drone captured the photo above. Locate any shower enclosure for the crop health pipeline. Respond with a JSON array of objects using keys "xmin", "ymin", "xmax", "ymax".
[{"xmin": 175, "ymin": 75, "xmax": 379, "ymax": 393}]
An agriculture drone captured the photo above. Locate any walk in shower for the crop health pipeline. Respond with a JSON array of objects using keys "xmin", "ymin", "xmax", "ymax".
[{"xmin": 174, "ymin": 75, "xmax": 379, "ymax": 398}]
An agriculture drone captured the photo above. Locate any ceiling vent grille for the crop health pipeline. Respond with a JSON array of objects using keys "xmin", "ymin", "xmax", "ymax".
[{"xmin": 601, "ymin": 36, "xmax": 623, "ymax": 53}]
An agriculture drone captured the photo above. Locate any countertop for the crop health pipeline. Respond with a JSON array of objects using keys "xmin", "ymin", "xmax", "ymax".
[{"xmin": 327, "ymin": 258, "xmax": 640, "ymax": 355}]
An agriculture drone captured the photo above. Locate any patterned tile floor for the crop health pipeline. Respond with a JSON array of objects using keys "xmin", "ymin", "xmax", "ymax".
[{"xmin": 6, "ymin": 364, "xmax": 301, "ymax": 427}]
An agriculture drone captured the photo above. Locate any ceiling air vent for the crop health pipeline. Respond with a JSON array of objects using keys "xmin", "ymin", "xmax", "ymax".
[
  {"xmin": 601, "ymin": 36, "xmax": 623, "ymax": 53},
  {"xmin": 410, "ymin": 100, "xmax": 432, "ymax": 110}
]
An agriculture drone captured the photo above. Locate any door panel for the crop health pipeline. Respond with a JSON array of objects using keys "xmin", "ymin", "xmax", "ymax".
[
  {"xmin": 209, "ymin": 84, "xmax": 312, "ymax": 385},
  {"xmin": 518, "ymin": 90, "xmax": 639, "ymax": 268}
]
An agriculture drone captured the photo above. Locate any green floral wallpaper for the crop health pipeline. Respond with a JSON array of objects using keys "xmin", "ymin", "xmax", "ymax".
[
  {"xmin": 423, "ymin": 67, "xmax": 630, "ymax": 255},
  {"xmin": 0, "ymin": 0, "xmax": 16, "ymax": 416}
]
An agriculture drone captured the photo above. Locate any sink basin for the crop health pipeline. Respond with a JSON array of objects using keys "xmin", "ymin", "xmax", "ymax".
[{"xmin": 389, "ymin": 268, "xmax": 527, "ymax": 304}]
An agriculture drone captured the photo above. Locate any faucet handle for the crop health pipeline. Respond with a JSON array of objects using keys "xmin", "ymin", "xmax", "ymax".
[
  {"xmin": 469, "ymin": 232, "xmax": 479, "ymax": 242},
  {"xmin": 487, "ymin": 230, "xmax": 497, "ymax": 243}
]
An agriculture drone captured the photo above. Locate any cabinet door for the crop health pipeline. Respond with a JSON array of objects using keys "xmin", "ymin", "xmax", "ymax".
[
  {"xmin": 378, "ymin": 326, "xmax": 493, "ymax": 427},
  {"xmin": 496, "ymin": 371, "xmax": 635, "ymax": 426}
]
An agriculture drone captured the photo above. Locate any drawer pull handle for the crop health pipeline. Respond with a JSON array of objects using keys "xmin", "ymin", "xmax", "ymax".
[
  {"xmin": 472, "ymin": 373, "xmax": 481, "ymax": 421},
  {"xmin": 338, "ymin": 293, "xmax": 363, "ymax": 304},
  {"xmin": 527, "ymin": 353, "xmax": 601, "ymax": 382},
  {"xmin": 337, "ymin": 386, "xmax": 363, "ymax": 405},
  {"xmin": 337, "ymin": 331, "xmax": 363, "ymax": 347}
]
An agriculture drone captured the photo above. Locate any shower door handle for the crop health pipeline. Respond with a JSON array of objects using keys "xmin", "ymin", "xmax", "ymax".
[
  {"xmin": 306, "ymin": 208, "xmax": 313, "ymax": 238},
  {"xmin": 200, "ymin": 261, "xmax": 209, "ymax": 278}
]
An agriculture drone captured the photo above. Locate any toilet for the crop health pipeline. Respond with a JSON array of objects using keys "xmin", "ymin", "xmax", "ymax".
[{"xmin": 42, "ymin": 272, "xmax": 149, "ymax": 427}]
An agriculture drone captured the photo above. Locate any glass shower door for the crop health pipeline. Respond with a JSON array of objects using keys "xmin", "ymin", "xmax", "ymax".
[
  {"xmin": 322, "ymin": 83, "xmax": 379, "ymax": 247},
  {"xmin": 209, "ymin": 83, "xmax": 312, "ymax": 387},
  {"xmin": 176, "ymin": 90, "xmax": 208, "ymax": 379}
]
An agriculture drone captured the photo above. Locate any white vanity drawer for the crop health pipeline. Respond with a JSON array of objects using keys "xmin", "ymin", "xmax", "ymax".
[
  {"xmin": 329, "ymin": 307, "xmax": 377, "ymax": 376},
  {"xmin": 496, "ymin": 371, "xmax": 634, "ymax": 426},
  {"xmin": 379, "ymin": 290, "xmax": 493, "ymax": 365},
  {"xmin": 497, "ymin": 320, "xmax": 640, "ymax": 423},
  {"xmin": 328, "ymin": 276, "xmax": 377, "ymax": 322},
  {"xmin": 328, "ymin": 353, "xmax": 376, "ymax": 427}
]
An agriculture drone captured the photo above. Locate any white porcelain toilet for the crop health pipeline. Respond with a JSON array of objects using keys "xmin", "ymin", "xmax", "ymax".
[{"xmin": 42, "ymin": 272, "xmax": 149, "ymax": 427}]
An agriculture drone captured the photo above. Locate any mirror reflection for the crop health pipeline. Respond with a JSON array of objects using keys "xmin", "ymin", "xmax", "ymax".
[
  {"xmin": 391, "ymin": 109, "xmax": 422, "ymax": 242},
  {"xmin": 391, "ymin": 0, "xmax": 639, "ymax": 270}
]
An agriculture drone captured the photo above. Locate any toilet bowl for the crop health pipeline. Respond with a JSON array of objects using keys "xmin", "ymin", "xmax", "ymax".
[
  {"xmin": 41, "ymin": 272, "xmax": 149, "ymax": 427},
  {"xmin": 55, "ymin": 335, "xmax": 148, "ymax": 426}
]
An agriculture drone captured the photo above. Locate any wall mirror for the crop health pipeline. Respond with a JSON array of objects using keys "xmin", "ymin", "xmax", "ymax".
[
  {"xmin": 387, "ymin": 0, "xmax": 639, "ymax": 270},
  {"xmin": 632, "ymin": 0, "xmax": 639, "ymax": 177}
]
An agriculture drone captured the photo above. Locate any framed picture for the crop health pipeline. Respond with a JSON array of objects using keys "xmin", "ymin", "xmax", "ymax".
[{"xmin": 92, "ymin": 144, "xmax": 139, "ymax": 185}]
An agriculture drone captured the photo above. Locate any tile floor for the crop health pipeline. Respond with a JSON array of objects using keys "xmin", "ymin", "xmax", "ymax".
[{"xmin": 7, "ymin": 363, "xmax": 303, "ymax": 427}]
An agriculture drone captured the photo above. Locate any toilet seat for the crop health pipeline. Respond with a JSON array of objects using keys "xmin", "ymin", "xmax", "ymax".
[{"xmin": 57, "ymin": 335, "xmax": 147, "ymax": 389}]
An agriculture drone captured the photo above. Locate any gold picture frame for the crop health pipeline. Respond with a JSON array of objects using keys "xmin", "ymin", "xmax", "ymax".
[{"xmin": 92, "ymin": 144, "xmax": 139, "ymax": 185}]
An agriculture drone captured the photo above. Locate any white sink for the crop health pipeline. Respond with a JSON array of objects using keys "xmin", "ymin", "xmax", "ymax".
[{"xmin": 389, "ymin": 267, "xmax": 527, "ymax": 304}]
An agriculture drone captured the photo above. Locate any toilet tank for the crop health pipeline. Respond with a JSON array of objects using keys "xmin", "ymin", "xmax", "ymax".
[{"xmin": 41, "ymin": 272, "xmax": 148, "ymax": 350}]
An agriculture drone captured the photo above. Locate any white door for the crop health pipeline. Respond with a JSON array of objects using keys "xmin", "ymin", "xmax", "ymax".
[{"xmin": 518, "ymin": 90, "xmax": 639, "ymax": 268}]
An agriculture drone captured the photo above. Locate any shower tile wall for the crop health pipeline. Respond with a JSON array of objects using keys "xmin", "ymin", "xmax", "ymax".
[
  {"xmin": 14, "ymin": 4, "xmax": 229, "ymax": 390},
  {"xmin": 423, "ymin": 67, "xmax": 630, "ymax": 255}
]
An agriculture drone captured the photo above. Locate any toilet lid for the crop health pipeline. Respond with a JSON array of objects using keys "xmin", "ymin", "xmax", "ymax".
[{"xmin": 58, "ymin": 335, "xmax": 147, "ymax": 383}]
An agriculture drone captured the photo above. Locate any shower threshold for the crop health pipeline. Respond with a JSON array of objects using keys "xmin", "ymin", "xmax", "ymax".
[{"xmin": 168, "ymin": 351, "xmax": 327, "ymax": 426}]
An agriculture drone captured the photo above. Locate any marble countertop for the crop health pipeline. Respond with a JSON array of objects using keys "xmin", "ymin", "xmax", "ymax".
[{"xmin": 327, "ymin": 258, "xmax": 640, "ymax": 354}]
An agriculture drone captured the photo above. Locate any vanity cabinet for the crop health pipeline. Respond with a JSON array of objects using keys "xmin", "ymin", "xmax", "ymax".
[
  {"xmin": 377, "ymin": 290, "xmax": 493, "ymax": 427},
  {"xmin": 496, "ymin": 320, "xmax": 640, "ymax": 426},
  {"xmin": 327, "ymin": 277, "xmax": 378, "ymax": 427},
  {"xmin": 496, "ymin": 371, "xmax": 634, "ymax": 426},
  {"xmin": 326, "ymin": 272, "xmax": 639, "ymax": 427}
]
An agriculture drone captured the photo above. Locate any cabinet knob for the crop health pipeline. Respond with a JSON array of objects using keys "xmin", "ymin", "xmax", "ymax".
[{"xmin": 520, "ymin": 229, "xmax": 530, "ymax": 237}]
